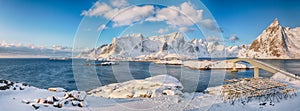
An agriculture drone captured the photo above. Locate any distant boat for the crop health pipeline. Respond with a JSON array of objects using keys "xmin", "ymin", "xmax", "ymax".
[
  {"xmin": 49, "ymin": 57, "xmax": 70, "ymax": 61},
  {"xmin": 96, "ymin": 62, "xmax": 118, "ymax": 66},
  {"xmin": 84, "ymin": 61, "xmax": 118, "ymax": 66}
]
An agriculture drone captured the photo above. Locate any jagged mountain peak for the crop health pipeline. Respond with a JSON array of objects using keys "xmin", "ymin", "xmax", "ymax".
[
  {"xmin": 241, "ymin": 18, "xmax": 300, "ymax": 59},
  {"xmin": 264, "ymin": 18, "xmax": 282, "ymax": 34},
  {"xmin": 270, "ymin": 18, "xmax": 280, "ymax": 27}
]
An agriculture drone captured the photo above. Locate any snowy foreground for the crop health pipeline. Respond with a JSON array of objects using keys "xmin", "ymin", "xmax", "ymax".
[{"xmin": 1, "ymin": 73, "xmax": 300, "ymax": 111}]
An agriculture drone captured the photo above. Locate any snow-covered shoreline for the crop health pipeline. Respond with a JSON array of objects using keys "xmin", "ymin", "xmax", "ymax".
[
  {"xmin": 1, "ymin": 72, "xmax": 300, "ymax": 111},
  {"xmin": 153, "ymin": 59, "xmax": 253, "ymax": 70},
  {"xmin": 183, "ymin": 60, "xmax": 253, "ymax": 70}
]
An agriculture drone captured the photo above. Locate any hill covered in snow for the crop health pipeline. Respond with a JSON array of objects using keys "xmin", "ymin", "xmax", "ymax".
[{"xmin": 239, "ymin": 18, "xmax": 300, "ymax": 59}]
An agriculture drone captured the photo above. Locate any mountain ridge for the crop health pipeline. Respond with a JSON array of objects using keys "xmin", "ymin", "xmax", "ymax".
[{"xmin": 78, "ymin": 32, "xmax": 245, "ymax": 60}]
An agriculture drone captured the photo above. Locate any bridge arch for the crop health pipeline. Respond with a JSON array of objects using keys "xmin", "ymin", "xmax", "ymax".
[{"xmin": 227, "ymin": 58, "xmax": 278, "ymax": 78}]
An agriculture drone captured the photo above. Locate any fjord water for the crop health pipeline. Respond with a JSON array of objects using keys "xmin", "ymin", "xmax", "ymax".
[{"xmin": 1, "ymin": 59, "xmax": 295, "ymax": 92}]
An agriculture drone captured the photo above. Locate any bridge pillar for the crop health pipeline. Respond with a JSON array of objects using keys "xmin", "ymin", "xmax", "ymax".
[
  {"xmin": 231, "ymin": 63, "xmax": 238, "ymax": 72},
  {"xmin": 254, "ymin": 67, "xmax": 259, "ymax": 78}
]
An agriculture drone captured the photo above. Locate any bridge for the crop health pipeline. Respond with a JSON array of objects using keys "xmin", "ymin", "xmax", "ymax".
[{"xmin": 227, "ymin": 58, "xmax": 300, "ymax": 80}]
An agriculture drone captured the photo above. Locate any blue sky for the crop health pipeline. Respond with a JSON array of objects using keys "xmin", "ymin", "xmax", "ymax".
[
  {"xmin": 1, "ymin": 0, "xmax": 300, "ymax": 48},
  {"xmin": 202, "ymin": 0, "xmax": 300, "ymax": 45},
  {"xmin": 0, "ymin": 0, "xmax": 95, "ymax": 47}
]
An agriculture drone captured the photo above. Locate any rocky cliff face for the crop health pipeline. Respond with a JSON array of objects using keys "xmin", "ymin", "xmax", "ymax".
[{"xmin": 240, "ymin": 18, "xmax": 300, "ymax": 59}]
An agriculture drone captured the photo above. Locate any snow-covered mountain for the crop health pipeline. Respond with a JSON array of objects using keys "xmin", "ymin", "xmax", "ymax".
[
  {"xmin": 239, "ymin": 18, "xmax": 300, "ymax": 59},
  {"xmin": 79, "ymin": 32, "xmax": 249, "ymax": 60},
  {"xmin": 78, "ymin": 32, "xmax": 249, "ymax": 60},
  {"xmin": 94, "ymin": 32, "xmax": 212, "ymax": 60},
  {"xmin": 226, "ymin": 45, "xmax": 250, "ymax": 57}
]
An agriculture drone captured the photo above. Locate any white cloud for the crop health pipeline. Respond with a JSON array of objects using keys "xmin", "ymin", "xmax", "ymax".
[
  {"xmin": 81, "ymin": 2, "xmax": 112, "ymax": 17},
  {"xmin": 157, "ymin": 28, "xmax": 169, "ymax": 34},
  {"xmin": 110, "ymin": 0, "xmax": 128, "ymax": 8},
  {"xmin": 206, "ymin": 36, "xmax": 222, "ymax": 42},
  {"xmin": 229, "ymin": 34, "xmax": 239, "ymax": 42},
  {"xmin": 51, "ymin": 45, "xmax": 71, "ymax": 51},
  {"xmin": 145, "ymin": 2, "xmax": 219, "ymax": 32},
  {"xmin": 81, "ymin": 2, "xmax": 154, "ymax": 27},
  {"xmin": 111, "ymin": 5, "xmax": 155, "ymax": 27},
  {"xmin": 0, "ymin": 41, "xmax": 72, "ymax": 58},
  {"xmin": 179, "ymin": 27, "xmax": 195, "ymax": 32},
  {"xmin": 199, "ymin": 19, "xmax": 220, "ymax": 31},
  {"xmin": 81, "ymin": 1, "xmax": 219, "ymax": 32},
  {"xmin": 146, "ymin": 2, "xmax": 203, "ymax": 28},
  {"xmin": 180, "ymin": 2, "xmax": 203, "ymax": 23},
  {"xmin": 97, "ymin": 24, "xmax": 107, "ymax": 31}
]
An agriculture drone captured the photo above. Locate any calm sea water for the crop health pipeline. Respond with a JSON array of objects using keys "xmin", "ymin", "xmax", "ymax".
[{"xmin": 1, "ymin": 58, "xmax": 297, "ymax": 92}]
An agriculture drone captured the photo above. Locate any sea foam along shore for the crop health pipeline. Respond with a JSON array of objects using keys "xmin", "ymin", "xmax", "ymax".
[{"xmin": 0, "ymin": 73, "xmax": 300, "ymax": 111}]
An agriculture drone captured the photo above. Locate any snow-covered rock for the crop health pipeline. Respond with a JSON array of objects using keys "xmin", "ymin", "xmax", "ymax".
[
  {"xmin": 240, "ymin": 18, "xmax": 300, "ymax": 59},
  {"xmin": 24, "ymin": 90, "xmax": 88, "ymax": 109},
  {"xmin": 65, "ymin": 91, "xmax": 87, "ymax": 101},
  {"xmin": 0, "ymin": 80, "xmax": 28, "ymax": 91},
  {"xmin": 88, "ymin": 75, "xmax": 184, "ymax": 98},
  {"xmin": 48, "ymin": 87, "xmax": 67, "ymax": 92}
]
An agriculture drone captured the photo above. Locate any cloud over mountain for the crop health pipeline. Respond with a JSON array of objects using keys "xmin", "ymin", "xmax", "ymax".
[{"xmin": 229, "ymin": 34, "xmax": 239, "ymax": 42}]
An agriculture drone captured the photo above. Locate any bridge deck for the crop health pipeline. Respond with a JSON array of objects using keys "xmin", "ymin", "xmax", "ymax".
[{"xmin": 227, "ymin": 58, "xmax": 300, "ymax": 80}]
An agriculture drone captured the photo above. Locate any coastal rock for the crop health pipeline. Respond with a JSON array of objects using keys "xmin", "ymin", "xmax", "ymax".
[
  {"xmin": 21, "ymin": 90, "xmax": 88, "ymax": 109},
  {"xmin": 31, "ymin": 104, "xmax": 40, "ymax": 110},
  {"xmin": 48, "ymin": 87, "xmax": 67, "ymax": 92},
  {"xmin": 21, "ymin": 99, "xmax": 30, "ymax": 104},
  {"xmin": 71, "ymin": 101, "xmax": 80, "ymax": 106},
  {"xmin": 0, "ymin": 80, "xmax": 14, "ymax": 90},
  {"xmin": 65, "ymin": 91, "xmax": 87, "ymax": 101},
  {"xmin": 46, "ymin": 96, "xmax": 54, "ymax": 104}
]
